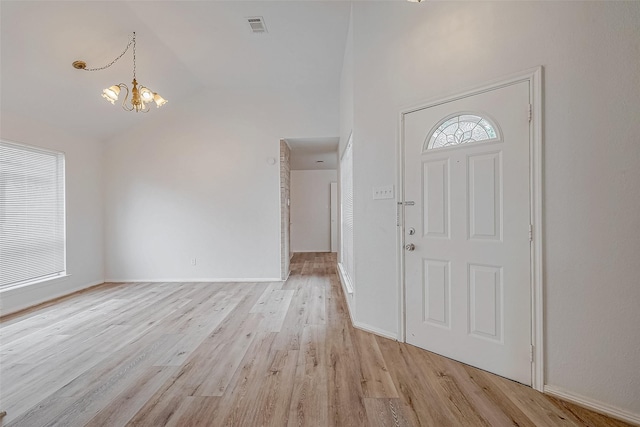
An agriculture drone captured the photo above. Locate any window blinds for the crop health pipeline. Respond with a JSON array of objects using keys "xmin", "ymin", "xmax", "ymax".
[
  {"xmin": 339, "ymin": 136, "xmax": 354, "ymax": 292},
  {"xmin": 0, "ymin": 141, "xmax": 65, "ymax": 289}
]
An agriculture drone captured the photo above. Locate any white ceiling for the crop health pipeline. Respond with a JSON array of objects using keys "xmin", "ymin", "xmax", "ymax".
[
  {"xmin": 0, "ymin": 1, "xmax": 352, "ymax": 142},
  {"xmin": 287, "ymin": 137, "xmax": 339, "ymax": 170}
]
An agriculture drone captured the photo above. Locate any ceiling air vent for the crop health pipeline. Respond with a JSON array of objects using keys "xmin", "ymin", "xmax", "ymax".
[{"xmin": 247, "ymin": 17, "xmax": 267, "ymax": 33}]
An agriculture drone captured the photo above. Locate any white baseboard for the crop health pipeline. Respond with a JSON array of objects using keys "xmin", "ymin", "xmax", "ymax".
[
  {"xmin": 282, "ymin": 269, "xmax": 291, "ymax": 281},
  {"xmin": 105, "ymin": 278, "xmax": 283, "ymax": 283},
  {"xmin": 336, "ymin": 265, "xmax": 357, "ymax": 322},
  {"xmin": 0, "ymin": 279, "xmax": 104, "ymax": 317},
  {"xmin": 353, "ymin": 321, "xmax": 398, "ymax": 341},
  {"xmin": 335, "ymin": 264, "xmax": 398, "ymax": 342},
  {"xmin": 336, "ymin": 263, "xmax": 354, "ymax": 295},
  {"xmin": 544, "ymin": 385, "xmax": 640, "ymax": 426}
]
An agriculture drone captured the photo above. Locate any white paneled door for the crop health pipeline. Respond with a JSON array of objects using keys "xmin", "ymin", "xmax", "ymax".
[{"xmin": 403, "ymin": 81, "xmax": 532, "ymax": 385}]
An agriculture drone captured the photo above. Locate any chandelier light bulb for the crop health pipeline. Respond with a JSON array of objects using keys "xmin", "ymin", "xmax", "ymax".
[{"xmin": 140, "ymin": 87, "xmax": 154, "ymax": 102}]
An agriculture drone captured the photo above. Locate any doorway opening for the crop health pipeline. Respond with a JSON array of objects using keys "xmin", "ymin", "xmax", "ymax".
[{"xmin": 282, "ymin": 137, "xmax": 339, "ymax": 268}]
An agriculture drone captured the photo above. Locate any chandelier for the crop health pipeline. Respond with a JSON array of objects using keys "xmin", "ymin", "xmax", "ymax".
[{"xmin": 72, "ymin": 32, "xmax": 167, "ymax": 112}]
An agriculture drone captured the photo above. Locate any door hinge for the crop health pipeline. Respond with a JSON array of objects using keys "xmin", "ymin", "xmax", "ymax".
[
  {"xmin": 528, "ymin": 104, "xmax": 533, "ymax": 122},
  {"xmin": 530, "ymin": 345, "xmax": 534, "ymax": 362},
  {"xmin": 529, "ymin": 224, "xmax": 533, "ymax": 242}
]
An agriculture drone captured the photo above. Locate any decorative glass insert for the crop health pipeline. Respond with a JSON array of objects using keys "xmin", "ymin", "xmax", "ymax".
[{"xmin": 426, "ymin": 114, "xmax": 499, "ymax": 150}]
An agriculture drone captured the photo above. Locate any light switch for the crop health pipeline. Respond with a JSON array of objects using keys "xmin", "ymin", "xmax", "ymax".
[{"xmin": 373, "ymin": 185, "xmax": 394, "ymax": 200}]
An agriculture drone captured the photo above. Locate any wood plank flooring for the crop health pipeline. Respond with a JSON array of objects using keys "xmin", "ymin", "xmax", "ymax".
[{"xmin": 0, "ymin": 252, "xmax": 632, "ymax": 426}]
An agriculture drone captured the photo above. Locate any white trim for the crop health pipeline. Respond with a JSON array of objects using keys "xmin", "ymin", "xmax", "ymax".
[
  {"xmin": 397, "ymin": 114, "xmax": 406, "ymax": 343},
  {"xmin": 0, "ymin": 138, "xmax": 67, "ymax": 156},
  {"xmin": 0, "ymin": 273, "xmax": 71, "ymax": 293},
  {"xmin": 337, "ymin": 262, "xmax": 354, "ymax": 295},
  {"xmin": 544, "ymin": 385, "xmax": 640, "ymax": 426},
  {"xmin": 335, "ymin": 265, "xmax": 396, "ymax": 341},
  {"xmin": 397, "ymin": 66, "xmax": 544, "ymax": 390},
  {"xmin": 353, "ymin": 321, "xmax": 398, "ymax": 341},
  {"xmin": 337, "ymin": 264, "xmax": 356, "ymax": 321},
  {"xmin": 530, "ymin": 67, "xmax": 545, "ymax": 392},
  {"xmin": 0, "ymin": 279, "xmax": 103, "ymax": 317},
  {"xmin": 340, "ymin": 130, "xmax": 353, "ymax": 160},
  {"xmin": 105, "ymin": 278, "xmax": 283, "ymax": 283},
  {"xmin": 399, "ymin": 66, "xmax": 543, "ymax": 115}
]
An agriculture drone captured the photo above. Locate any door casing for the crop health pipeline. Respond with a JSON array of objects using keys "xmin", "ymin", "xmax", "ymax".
[{"xmin": 397, "ymin": 67, "xmax": 544, "ymax": 391}]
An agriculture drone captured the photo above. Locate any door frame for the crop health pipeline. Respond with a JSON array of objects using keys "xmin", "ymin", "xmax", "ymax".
[{"xmin": 396, "ymin": 67, "xmax": 544, "ymax": 391}]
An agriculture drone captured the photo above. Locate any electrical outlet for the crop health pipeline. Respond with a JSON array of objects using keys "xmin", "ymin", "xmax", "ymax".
[{"xmin": 373, "ymin": 185, "xmax": 394, "ymax": 200}]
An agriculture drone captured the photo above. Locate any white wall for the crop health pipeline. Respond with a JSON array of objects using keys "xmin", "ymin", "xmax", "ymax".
[
  {"xmin": 104, "ymin": 84, "xmax": 338, "ymax": 281},
  {"xmin": 339, "ymin": 6, "xmax": 354, "ymax": 158},
  {"xmin": 346, "ymin": 1, "xmax": 640, "ymax": 417},
  {"xmin": 0, "ymin": 110, "xmax": 104, "ymax": 316},
  {"xmin": 338, "ymin": 7, "xmax": 355, "ymax": 316},
  {"xmin": 290, "ymin": 169, "xmax": 337, "ymax": 253}
]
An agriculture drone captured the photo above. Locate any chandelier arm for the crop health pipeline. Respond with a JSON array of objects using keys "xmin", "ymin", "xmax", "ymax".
[
  {"xmin": 81, "ymin": 33, "xmax": 135, "ymax": 72},
  {"xmin": 120, "ymin": 85, "xmax": 133, "ymax": 112}
]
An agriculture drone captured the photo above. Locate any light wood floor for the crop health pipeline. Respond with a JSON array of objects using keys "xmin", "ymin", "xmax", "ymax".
[{"xmin": 0, "ymin": 252, "xmax": 632, "ymax": 427}]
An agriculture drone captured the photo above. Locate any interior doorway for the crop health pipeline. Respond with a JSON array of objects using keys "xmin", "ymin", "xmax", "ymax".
[{"xmin": 285, "ymin": 137, "xmax": 339, "ymax": 255}]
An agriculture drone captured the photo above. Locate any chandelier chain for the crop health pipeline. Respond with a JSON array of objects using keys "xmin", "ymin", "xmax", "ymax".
[
  {"xmin": 82, "ymin": 32, "xmax": 135, "ymax": 72},
  {"xmin": 133, "ymin": 32, "xmax": 136, "ymax": 79}
]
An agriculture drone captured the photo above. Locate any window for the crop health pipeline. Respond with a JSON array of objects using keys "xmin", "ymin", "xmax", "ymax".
[
  {"xmin": 0, "ymin": 141, "xmax": 66, "ymax": 290},
  {"xmin": 425, "ymin": 113, "xmax": 500, "ymax": 151},
  {"xmin": 339, "ymin": 134, "xmax": 354, "ymax": 294}
]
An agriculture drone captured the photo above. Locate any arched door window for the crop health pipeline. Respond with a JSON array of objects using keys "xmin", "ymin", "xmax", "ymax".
[{"xmin": 424, "ymin": 113, "xmax": 500, "ymax": 151}]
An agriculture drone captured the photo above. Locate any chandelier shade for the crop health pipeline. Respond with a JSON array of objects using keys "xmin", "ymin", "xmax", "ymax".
[
  {"xmin": 102, "ymin": 85, "xmax": 121, "ymax": 104},
  {"xmin": 73, "ymin": 32, "xmax": 167, "ymax": 113}
]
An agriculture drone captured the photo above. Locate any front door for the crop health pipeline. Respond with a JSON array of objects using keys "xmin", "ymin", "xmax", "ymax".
[{"xmin": 403, "ymin": 81, "xmax": 532, "ymax": 385}]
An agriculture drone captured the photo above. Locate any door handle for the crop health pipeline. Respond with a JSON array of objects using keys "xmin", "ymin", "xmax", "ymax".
[{"xmin": 405, "ymin": 243, "xmax": 415, "ymax": 251}]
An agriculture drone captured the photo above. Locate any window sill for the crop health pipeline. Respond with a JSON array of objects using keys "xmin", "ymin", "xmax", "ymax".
[{"xmin": 0, "ymin": 273, "xmax": 71, "ymax": 294}]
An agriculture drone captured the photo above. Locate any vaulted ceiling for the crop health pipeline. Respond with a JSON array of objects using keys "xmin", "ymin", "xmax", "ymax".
[{"xmin": 0, "ymin": 1, "xmax": 352, "ymax": 142}]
